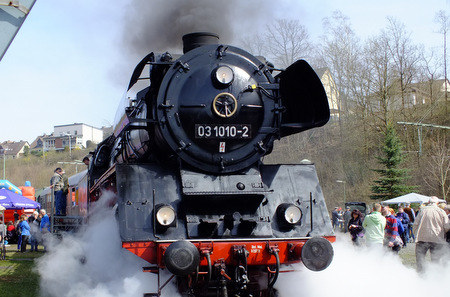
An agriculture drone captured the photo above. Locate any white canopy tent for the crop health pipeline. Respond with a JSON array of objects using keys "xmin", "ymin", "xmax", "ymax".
[{"xmin": 381, "ymin": 193, "xmax": 445, "ymax": 205}]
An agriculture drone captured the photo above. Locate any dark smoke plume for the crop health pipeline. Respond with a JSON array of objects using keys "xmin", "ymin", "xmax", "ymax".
[{"xmin": 121, "ymin": 0, "xmax": 268, "ymax": 57}]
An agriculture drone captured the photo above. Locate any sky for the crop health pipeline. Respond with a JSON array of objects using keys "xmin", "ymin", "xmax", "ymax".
[{"xmin": 0, "ymin": 0, "xmax": 449, "ymax": 143}]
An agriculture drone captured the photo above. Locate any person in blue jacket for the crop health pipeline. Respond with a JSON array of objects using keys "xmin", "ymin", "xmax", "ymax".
[
  {"xmin": 396, "ymin": 207, "xmax": 410, "ymax": 247},
  {"xmin": 39, "ymin": 209, "xmax": 51, "ymax": 252},
  {"xmin": 18, "ymin": 214, "xmax": 31, "ymax": 252},
  {"xmin": 40, "ymin": 209, "xmax": 50, "ymax": 233}
]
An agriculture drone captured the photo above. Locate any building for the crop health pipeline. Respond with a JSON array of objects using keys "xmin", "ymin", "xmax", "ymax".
[
  {"xmin": 0, "ymin": 140, "xmax": 30, "ymax": 159},
  {"xmin": 406, "ymin": 79, "xmax": 450, "ymax": 107},
  {"xmin": 315, "ymin": 67, "xmax": 341, "ymax": 119},
  {"xmin": 361, "ymin": 78, "xmax": 450, "ymax": 113},
  {"xmin": 31, "ymin": 123, "xmax": 104, "ymax": 152}
]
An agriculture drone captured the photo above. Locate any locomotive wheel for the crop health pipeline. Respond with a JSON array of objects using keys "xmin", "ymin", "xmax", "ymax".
[
  {"xmin": 176, "ymin": 276, "xmax": 191, "ymax": 296},
  {"xmin": 269, "ymin": 288, "xmax": 279, "ymax": 297}
]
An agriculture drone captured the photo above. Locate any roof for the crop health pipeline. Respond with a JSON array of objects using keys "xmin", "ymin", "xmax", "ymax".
[
  {"xmin": 314, "ymin": 67, "xmax": 330, "ymax": 79},
  {"xmin": 0, "ymin": 141, "xmax": 29, "ymax": 156},
  {"xmin": 68, "ymin": 170, "xmax": 88, "ymax": 186},
  {"xmin": 54, "ymin": 122, "xmax": 101, "ymax": 130},
  {"xmin": 39, "ymin": 170, "xmax": 87, "ymax": 197},
  {"xmin": 381, "ymin": 193, "xmax": 446, "ymax": 205},
  {"xmin": 29, "ymin": 135, "xmax": 45, "ymax": 149}
]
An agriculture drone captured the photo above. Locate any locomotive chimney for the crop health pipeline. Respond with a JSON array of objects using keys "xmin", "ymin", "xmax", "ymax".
[{"xmin": 182, "ymin": 32, "xmax": 219, "ymax": 53}]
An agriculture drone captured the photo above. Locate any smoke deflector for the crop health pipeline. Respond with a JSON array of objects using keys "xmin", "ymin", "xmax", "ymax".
[{"xmin": 277, "ymin": 60, "xmax": 330, "ymax": 137}]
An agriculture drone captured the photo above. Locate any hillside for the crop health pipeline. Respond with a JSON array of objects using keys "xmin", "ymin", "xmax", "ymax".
[
  {"xmin": 2, "ymin": 102, "xmax": 449, "ymax": 209},
  {"xmin": 2, "ymin": 147, "xmax": 93, "ymax": 192},
  {"xmin": 265, "ymin": 101, "xmax": 450, "ymax": 208}
]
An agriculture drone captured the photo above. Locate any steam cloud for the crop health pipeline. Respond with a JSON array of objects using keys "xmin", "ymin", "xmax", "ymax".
[
  {"xmin": 275, "ymin": 237, "xmax": 450, "ymax": 297},
  {"xmin": 36, "ymin": 193, "xmax": 450, "ymax": 297},
  {"xmin": 36, "ymin": 192, "xmax": 180, "ymax": 297}
]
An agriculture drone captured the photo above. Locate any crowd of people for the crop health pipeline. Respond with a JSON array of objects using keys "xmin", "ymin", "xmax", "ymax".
[
  {"xmin": 0, "ymin": 165, "xmax": 86, "ymax": 254},
  {"xmin": 334, "ymin": 196, "xmax": 450, "ymax": 272},
  {"xmin": 0, "ymin": 209, "xmax": 51, "ymax": 253}
]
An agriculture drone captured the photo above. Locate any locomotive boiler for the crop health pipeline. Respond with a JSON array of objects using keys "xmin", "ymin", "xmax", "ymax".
[{"xmin": 89, "ymin": 32, "xmax": 335, "ymax": 297}]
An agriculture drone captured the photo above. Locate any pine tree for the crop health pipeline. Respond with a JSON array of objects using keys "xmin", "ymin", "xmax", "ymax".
[{"xmin": 370, "ymin": 124, "xmax": 417, "ymax": 200}]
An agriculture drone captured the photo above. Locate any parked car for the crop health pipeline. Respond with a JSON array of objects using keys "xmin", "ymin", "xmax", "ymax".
[{"xmin": 345, "ymin": 202, "xmax": 368, "ymax": 217}]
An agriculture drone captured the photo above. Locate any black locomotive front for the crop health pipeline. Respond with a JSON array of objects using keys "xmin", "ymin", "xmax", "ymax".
[
  {"xmin": 90, "ymin": 32, "xmax": 335, "ymax": 297},
  {"xmin": 154, "ymin": 33, "xmax": 278, "ymax": 173}
]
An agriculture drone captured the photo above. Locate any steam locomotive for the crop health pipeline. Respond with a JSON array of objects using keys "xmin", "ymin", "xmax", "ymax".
[{"xmin": 89, "ymin": 32, "xmax": 335, "ymax": 297}]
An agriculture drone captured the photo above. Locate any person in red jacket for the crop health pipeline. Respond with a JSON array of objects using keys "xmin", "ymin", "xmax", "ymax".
[
  {"xmin": 382, "ymin": 206, "xmax": 401, "ymax": 253},
  {"xmin": 6, "ymin": 221, "xmax": 17, "ymax": 243}
]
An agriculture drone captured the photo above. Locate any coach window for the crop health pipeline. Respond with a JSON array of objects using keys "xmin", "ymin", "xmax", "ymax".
[{"xmin": 72, "ymin": 187, "xmax": 77, "ymax": 206}]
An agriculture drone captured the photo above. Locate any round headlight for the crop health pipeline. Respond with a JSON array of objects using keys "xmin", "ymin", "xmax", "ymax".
[
  {"xmin": 213, "ymin": 65, "xmax": 234, "ymax": 86},
  {"xmin": 277, "ymin": 203, "xmax": 302, "ymax": 227},
  {"xmin": 156, "ymin": 205, "xmax": 176, "ymax": 226},
  {"xmin": 284, "ymin": 205, "xmax": 301, "ymax": 224}
]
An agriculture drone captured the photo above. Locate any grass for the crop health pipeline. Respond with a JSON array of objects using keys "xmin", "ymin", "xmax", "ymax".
[{"xmin": 0, "ymin": 246, "xmax": 43, "ymax": 297}]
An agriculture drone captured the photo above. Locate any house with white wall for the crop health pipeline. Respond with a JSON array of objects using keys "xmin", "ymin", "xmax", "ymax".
[{"xmin": 31, "ymin": 123, "xmax": 104, "ymax": 152}]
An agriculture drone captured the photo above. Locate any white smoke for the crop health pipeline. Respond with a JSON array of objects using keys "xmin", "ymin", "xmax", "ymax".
[
  {"xmin": 36, "ymin": 193, "xmax": 450, "ymax": 296},
  {"xmin": 35, "ymin": 192, "xmax": 181, "ymax": 297},
  {"xmin": 274, "ymin": 235, "xmax": 449, "ymax": 297}
]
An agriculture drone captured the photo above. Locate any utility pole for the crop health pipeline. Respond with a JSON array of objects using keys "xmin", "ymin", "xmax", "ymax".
[
  {"xmin": 336, "ymin": 180, "xmax": 346, "ymax": 206},
  {"xmin": 397, "ymin": 122, "xmax": 450, "ymax": 155},
  {"xmin": 0, "ymin": 146, "xmax": 5, "ymax": 180},
  {"xmin": 57, "ymin": 161, "xmax": 84, "ymax": 174}
]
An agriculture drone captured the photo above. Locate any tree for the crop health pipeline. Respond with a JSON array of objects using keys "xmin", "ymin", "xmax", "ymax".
[
  {"xmin": 385, "ymin": 17, "xmax": 420, "ymax": 116},
  {"xmin": 320, "ymin": 11, "xmax": 361, "ymax": 130},
  {"xmin": 417, "ymin": 47, "xmax": 440, "ymax": 117},
  {"xmin": 265, "ymin": 19, "xmax": 313, "ymax": 68},
  {"xmin": 361, "ymin": 19, "xmax": 420, "ymax": 132},
  {"xmin": 435, "ymin": 10, "xmax": 450, "ymax": 113},
  {"xmin": 364, "ymin": 33, "xmax": 397, "ymax": 131},
  {"xmin": 370, "ymin": 124, "xmax": 417, "ymax": 200},
  {"xmin": 237, "ymin": 34, "xmax": 267, "ymax": 57},
  {"xmin": 424, "ymin": 137, "xmax": 450, "ymax": 201}
]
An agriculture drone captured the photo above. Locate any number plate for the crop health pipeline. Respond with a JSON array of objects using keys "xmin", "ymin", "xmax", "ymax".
[{"xmin": 195, "ymin": 124, "xmax": 251, "ymax": 139}]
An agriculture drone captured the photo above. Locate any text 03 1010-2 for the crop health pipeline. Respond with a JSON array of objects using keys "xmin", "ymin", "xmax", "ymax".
[{"xmin": 195, "ymin": 124, "xmax": 251, "ymax": 139}]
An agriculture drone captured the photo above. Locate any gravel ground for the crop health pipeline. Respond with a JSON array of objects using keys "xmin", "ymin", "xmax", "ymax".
[{"xmin": 398, "ymin": 241, "xmax": 416, "ymax": 268}]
